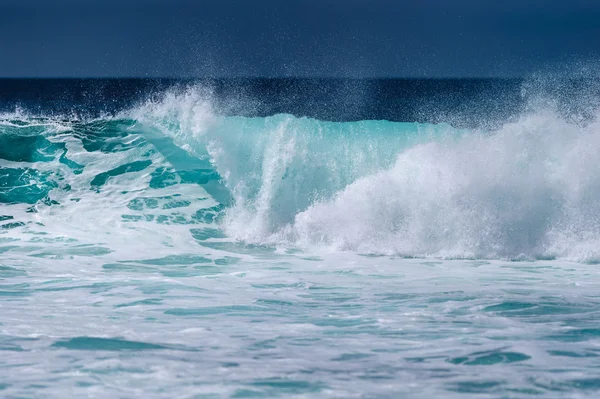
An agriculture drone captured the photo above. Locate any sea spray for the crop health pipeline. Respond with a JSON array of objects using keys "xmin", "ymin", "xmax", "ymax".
[
  {"xmin": 124, "ymin": 87, "xmax": 600, "ymax": 261},
  {"xmin": 3, "ymin": 82, "xmax": 600, "ymax": 262}
]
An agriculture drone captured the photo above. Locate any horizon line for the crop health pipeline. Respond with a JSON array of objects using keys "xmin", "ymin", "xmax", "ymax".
[{"xmin": 0, "ymin": 76, "xmax": 542, "ymax": 80}]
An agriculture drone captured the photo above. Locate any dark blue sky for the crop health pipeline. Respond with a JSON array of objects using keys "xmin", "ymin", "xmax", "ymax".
[{"xmin": 1, "ymin": 0, "xmax": 600, "ymax": 78}]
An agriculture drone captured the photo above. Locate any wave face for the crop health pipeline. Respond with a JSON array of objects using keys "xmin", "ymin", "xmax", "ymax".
[{"xmin": 3, "ymin": 84, "xmax": 600, "ymax": 262}]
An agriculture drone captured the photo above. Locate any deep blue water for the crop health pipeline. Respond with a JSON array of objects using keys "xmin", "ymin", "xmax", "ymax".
[
  {"xmin": 0, "ymin": 78, "xmax": 524, "ymax": 120},
  {"xmin": 1, "ymin": 78, "xmax": 600, "ymax": 398}
]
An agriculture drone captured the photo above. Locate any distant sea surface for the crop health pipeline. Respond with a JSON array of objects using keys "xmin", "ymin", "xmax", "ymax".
[{"xmin": 2, "ymin": 78, "xmax": 600, "ymax": 398}]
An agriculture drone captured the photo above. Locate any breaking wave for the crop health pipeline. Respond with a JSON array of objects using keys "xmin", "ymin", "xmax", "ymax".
[{"xmin": 3, "ymin": 83, "xmax": 600, "ymax": 261}]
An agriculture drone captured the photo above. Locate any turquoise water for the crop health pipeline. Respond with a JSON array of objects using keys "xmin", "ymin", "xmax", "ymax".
[{"xmin": 2, "ymin": 89, "xmax": 600, "ymax": 398}]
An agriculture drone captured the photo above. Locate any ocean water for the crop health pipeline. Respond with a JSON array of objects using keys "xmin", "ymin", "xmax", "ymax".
[{"xmin": 2, "ymin": 78, "xmax": 600, "ymax": 398}]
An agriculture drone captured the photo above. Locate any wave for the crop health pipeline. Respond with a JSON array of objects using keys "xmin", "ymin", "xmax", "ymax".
[{"xmin": 3, "ymin": 85, "xmax": 600, "ymax": 262}]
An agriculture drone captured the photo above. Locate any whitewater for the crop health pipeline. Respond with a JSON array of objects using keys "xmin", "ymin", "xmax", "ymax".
[{"xmin": 2, "ymin": 81, "xmax": 600, "ymax": 398}]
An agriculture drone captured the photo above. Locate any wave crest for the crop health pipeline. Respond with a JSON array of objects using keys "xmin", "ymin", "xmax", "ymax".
[
  {"xmin": 4, "ymin": 83, "xmax": 600, "ymax": 262},
  {"xmin": 145, "ymin": 94, "xmax": 600, "ymax": 261}
]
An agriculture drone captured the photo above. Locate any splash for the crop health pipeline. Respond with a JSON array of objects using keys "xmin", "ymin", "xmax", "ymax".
[
  {"xmin": 3, "ymin": 82, "xmax": 600, "ymax": 262},
  {"xmin": 133, "ymin": 86, "xmax": 600, "ymax": 261}
]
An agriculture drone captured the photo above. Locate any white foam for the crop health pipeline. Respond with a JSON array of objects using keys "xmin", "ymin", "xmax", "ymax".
[{"xmin": 127, "ymin": 87, "xmax": 600, "ymax": 261}]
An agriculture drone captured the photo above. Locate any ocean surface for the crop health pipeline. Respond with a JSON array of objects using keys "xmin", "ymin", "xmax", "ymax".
[{"xmin": 2, "ymin": 78, "xmax": 600, "ymax": 398}]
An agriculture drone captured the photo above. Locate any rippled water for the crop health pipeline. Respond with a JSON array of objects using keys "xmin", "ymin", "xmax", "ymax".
[{"xmin": 3, "ymin": 251, "xmax": 600, "ymax": 397}]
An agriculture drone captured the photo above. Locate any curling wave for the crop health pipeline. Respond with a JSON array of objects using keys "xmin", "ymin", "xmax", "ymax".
[
  {"xmin": 3, "ymin": 86, "xmax": 600, "ymax": 262},
  {"xmin": 133, "ymin": 87, "xmax": 600, "ymax": 261}
]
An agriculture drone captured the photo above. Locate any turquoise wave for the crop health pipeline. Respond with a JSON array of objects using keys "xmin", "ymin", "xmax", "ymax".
[{"xmin": 2, "ymin": 89, "xmax": 600, "ymax": 261}]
